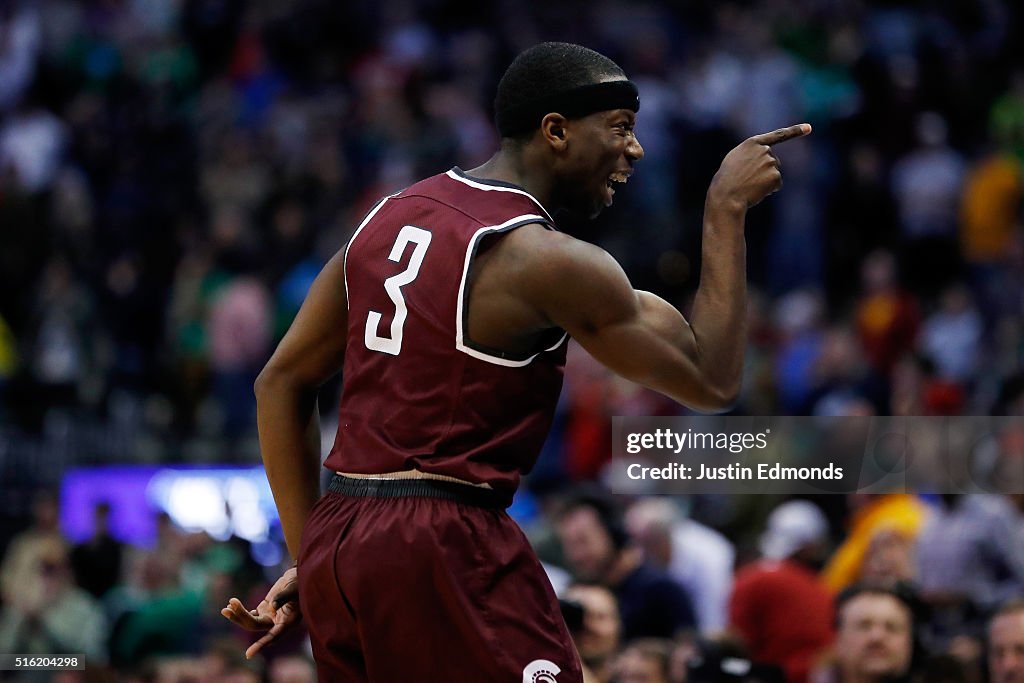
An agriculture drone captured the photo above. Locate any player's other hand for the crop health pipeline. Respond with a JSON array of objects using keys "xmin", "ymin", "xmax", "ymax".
[
  {"xmin": 708, "ymin": 123, "xmax": 812, "ymax": 210},
  {"xmin": 221, "ymin": 565, "xmax": 301, "ymax": 659}
]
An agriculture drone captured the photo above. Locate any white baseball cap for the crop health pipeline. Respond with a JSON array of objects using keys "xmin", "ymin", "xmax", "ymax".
[{"xmin": 759, "ymin": 500, "xmax": 829, "ymax": 560}]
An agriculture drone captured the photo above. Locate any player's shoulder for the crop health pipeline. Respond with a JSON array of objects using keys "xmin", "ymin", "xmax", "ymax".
[
  {"xmin": 396, "ymin": 168, "xmax": 552, "ymax": 227},
  {"xmin": 501, "ymin": 224, "xmax": 625, "ymax": 286},
  {"xmin": 495, "ymin": 224, "xmax": 636, "ymax": 322},
  {"xmin": 396, "ymin": 170, "xmax": 451, "ymax": 196}
]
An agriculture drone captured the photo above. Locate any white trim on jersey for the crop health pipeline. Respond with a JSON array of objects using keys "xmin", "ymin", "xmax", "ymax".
[
  {"xmin": 455, "ymin": 214, "xmax": 566, "ymax": 367},
  {"xmin": 343, "ymin": 193, "xmax": 400, "ymax": 311},
  {"xmin": 544, "ymin": 331, "xmax": 570, "ymax": 352},
  {"xmin": 445, "ymin": 169, "xmax": 554, "ymax": 223}
]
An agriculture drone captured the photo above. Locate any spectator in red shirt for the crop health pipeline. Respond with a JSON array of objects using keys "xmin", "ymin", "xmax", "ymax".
[{"xmin": 729, "ymin": 500, "xmax": 835, "ymax": 683}]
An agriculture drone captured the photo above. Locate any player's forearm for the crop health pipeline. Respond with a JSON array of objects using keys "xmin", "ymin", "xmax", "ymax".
[
  {"xmin": 681, "ymin": 124, "xmax": 805, "ymax": 408},
  {"xmin": 255, "ymin": 368, "xmax": 322, "ymax": 560},
  {"xmin": 687, "ymin": 197, "xmax": 747, "ymax": 409}
]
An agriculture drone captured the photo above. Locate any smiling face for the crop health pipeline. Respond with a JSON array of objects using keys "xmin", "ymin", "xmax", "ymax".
[{"xmin": 546, "ymin": 100, "xmax": 644, "ymax": 219}]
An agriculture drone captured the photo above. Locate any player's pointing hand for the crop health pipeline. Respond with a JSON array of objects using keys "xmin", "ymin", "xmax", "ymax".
[
  {"xmin": 750, "ymin": 123, "xmax": 813, "ymax": 146},
  {"xmin": 708, "ymin": 123, "xmax": 812, "ymax": 211}
]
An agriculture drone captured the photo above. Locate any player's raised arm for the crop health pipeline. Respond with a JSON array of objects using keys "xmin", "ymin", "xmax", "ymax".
[
  {"xmin": 518, "ymin": 123, "xmax": 811, "ymax": 412},
  {"xmin": 684, "ymin": 122, "xmax": 811, "ymax": 406},
  {"xmin": 253, "ymin": 249, "xmax": 349, "ymax": 558}
]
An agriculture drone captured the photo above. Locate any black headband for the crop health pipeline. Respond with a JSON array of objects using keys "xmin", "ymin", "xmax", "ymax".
[{"xmin": 495, "ymin": 79, "xmax": 640, "ymax": 138}]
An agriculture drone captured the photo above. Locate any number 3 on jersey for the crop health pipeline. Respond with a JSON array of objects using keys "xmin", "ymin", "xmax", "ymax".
[{"xmin": 364, "ymin": 225, "xmax": 432, "ymax": 355}]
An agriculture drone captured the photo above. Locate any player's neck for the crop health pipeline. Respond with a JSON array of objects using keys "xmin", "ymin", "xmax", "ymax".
[{"xmin": 465, "ymin": 150, "xmax": 555, "ymax": 209}]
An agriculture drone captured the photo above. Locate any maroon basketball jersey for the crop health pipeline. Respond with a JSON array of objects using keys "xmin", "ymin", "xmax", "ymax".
[{"xmin": 324, "ymin": 168, "xmax": 569, "ymax": 498}]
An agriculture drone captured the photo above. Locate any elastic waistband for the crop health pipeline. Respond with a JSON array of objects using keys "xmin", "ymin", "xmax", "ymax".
[{"xmin": 327, "ymin": 473, "xmax": 510, "ymax": 509}]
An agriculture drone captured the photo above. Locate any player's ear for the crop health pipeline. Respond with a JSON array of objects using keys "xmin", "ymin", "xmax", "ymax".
[{"xmin": 540, "ymin": 113, "xmax": 568, "ymax": 151}]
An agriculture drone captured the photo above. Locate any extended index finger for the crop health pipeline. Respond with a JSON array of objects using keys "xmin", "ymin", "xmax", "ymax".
[{"xmin": 750, "ymin": 123, "xmax": 812, "ymax": 146}]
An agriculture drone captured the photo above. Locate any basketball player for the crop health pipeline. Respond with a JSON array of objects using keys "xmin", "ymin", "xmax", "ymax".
[{"xmin": 222, "ymin": 42, "xmax": 810, "ymax": 682}]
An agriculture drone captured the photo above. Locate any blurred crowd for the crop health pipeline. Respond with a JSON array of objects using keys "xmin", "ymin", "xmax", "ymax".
[
  {"xmin": 0, "ymin": 0, "xmax": 1023, "ymax": 462},
  {"xmin": 5, "ymin": 488, "xmax": 1024, "ymax": 681},
  {"xmin": 539, "ymin": 490, "xmax": 1024, "ymax": 683},
  {"xmin": 2, "ymin": 0, "xmax": 1024, "ymax": 680},
  {"xmin": 0, "ymin": 492, "xmax": 315, "ymax": 682}
]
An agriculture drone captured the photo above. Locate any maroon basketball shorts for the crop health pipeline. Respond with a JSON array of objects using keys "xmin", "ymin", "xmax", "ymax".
[{"xmin": 297, "ymin": 474, "xmax": 583, "ymax": 683}]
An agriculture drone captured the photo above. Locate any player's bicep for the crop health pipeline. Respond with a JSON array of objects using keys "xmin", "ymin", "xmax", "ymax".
[
  {"xmin": 566, "ymin": 288, "xmax": 703, "ymax": 399},
  {"xmin": 260, "ymin": 250, "xmax": 349, "ymax": 388},
  {"xmin": 524, "ymin": 238, "xmax": 707, "ymax": 404}
]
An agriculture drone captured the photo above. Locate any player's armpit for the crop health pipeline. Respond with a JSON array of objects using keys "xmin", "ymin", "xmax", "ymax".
[{"xmin": 514, "ymin": 231, "xmax": 736, "ymax": 412}]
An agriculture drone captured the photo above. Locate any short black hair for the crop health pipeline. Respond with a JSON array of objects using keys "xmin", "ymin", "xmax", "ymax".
[
  {"xmin": 835, "ymin": 582, "xmax": 922, "ymax": 629},
  {"xmin": 834, "ymin": 582, "xmax": 928, "ymax": 676},
  {"xmin": 494, "ymin": 42, "xmax": 626, "ymax": 140},
  {"xmin": 558, "ymin": 485, "xmax": 630, "ymax": 550}
]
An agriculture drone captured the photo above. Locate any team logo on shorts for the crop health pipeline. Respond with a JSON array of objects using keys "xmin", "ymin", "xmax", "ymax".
[{"xmin": 522, "ymin": 659, "xmax": 561, "ymax": 683}]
